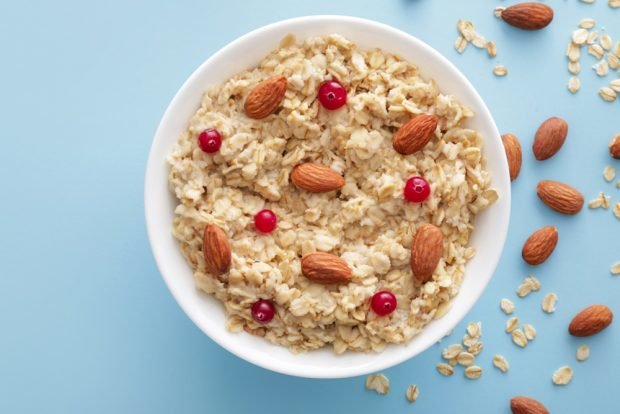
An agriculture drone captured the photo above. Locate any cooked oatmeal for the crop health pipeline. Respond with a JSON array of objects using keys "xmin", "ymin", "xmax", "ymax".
[{"xmin": 168, "ymin": 34, "xmax": 497, "ymax": 353}]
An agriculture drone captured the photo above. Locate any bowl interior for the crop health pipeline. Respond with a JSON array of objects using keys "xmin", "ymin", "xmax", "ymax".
[{"xmin": 145, "ymin": 15, "xmax": 511, "ymax": 379}]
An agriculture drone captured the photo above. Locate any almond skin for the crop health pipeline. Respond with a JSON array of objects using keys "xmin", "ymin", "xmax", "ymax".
[
  {"xmin": 510, "ymin": 396, "xmax": 549, "ymax": 414},
  {"xmin": 244, "ymin": 75, "xmax": 287, "ymax": 119},
  {"xmin": 609, "ymin": 134, "xmax": 620, "ymax": 159},
  {"xmin": 410, "ymin": 224, "xmax": 444, "ymax": 283},
  {"xmin": 290, "ymin": 163, "xmax": 345, "ymax": 193},
  {"xmin": 500, "ymin": 3, "xmax": 554, "ymax": 31},
  {"xmin": 533, "ymin": 117, "xmax": 568, "ymax": 160},
  {"xmin": 569, "ymin": 304, "xmax": 613, "ymax": 337},
  {"xmin": 536, "ymin": 180, "xmax": 584, "ymax": 215},
  {"xmin": 203, "ymin": 224, "xmax": 232, "ymax": 276},
  {"xmin": 502, "ymin": 133, "xmax": 522, "ymax": 181},
  {"xmin": 301, "ymin": 252, "xmax": 352, "ymax": 284},
  {"xmin": 522, "ymin": 226, "xmax": 558, "ymax": 265},
  {"xmin": 392, "ymin": 114, "xmax": 439, "ymax": 155}
]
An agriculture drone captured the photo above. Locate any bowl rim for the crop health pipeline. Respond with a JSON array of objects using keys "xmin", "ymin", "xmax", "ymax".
[{"xmin": 145, "ymin": 14, "xmax": 511, "ymax": 378}]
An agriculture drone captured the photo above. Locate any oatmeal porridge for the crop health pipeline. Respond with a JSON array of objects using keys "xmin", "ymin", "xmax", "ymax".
[{"xmin": 168, "ymin": 34, "xmax": 498, "ymax": 353}]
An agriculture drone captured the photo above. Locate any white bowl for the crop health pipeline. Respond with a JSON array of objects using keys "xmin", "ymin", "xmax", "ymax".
[{"xmin": 145, "ymin": 15, "xmax": 511, "ymax": 379}]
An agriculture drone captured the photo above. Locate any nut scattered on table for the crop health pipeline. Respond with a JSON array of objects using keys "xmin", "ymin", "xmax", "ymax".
[
  {"xmin": 533, "ymin": 117, "xmax": 568, "ymax": 161},
  {"xmin": 502, "ymin": 133, "xmax": 522, "ymax": 181},
  {"xmin": 537, "ymin": 180, "xmax": 584, "ymax": 215},
  {"xmin": 510, "ymin": 396, "xmax": 549, "ymax": 414},
  {"xmin": 495, "ymin": 3, "xmax": 554, "ymax": 30},
  {"xmin": 569, "ymin": 304, "xmax": 614, "ymax": 337},
  {"xmin": 522, "ymin": 226, "xmax": 558, "ymax": 266}
]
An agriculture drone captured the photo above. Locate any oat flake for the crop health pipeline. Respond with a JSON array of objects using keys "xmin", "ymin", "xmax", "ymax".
[
  {"xmin": 589, "ymin": 44, "xmax": 605, "ymax": 60},
  {"xmin": 454, "ymin": 36, "xmax": 468, "ymax": 53},
  {"xmin": 579, "ymin": 18, "xmax": 596, "ymax": 29},
  {"xmin": 552, "ymin": 366, "xmax": 574, "ymax": 385},
  {"xmin": 611, "ymin": 262, "xmax": 620, "ymax": 275},
  {"xmin": 610, "ymin": 79, "xmax": 620, "ymax": 93},
  {"xmin": 500, "ymin": 298, "xmax": 515, "ymax": 314},
  {"xmin": 405, "ymin": 384, "xmax": 419, "ymax": 403},
  {"xmin": 572, "ymin": 28, "xmax": 589, "ymax": 45},
  {"xmin": 613, "ymin": 204, "xmax": 620, "ymax": 221},
  {"xmin": 464, "ymin": 365, "xmax": 482, "ymax": 380},
  {"xmin": 567, "ymin": 42, "xmax": 581, "ymax": 62},
  {"xmin": 366, "ymin": 373, "xmax": 390, "ymax": 394},
  {"xmin": 442, "ymin": 343, "xmax": 463, "ymax": 360},
  {"xmin": 486, "ymin": 41, "xmax": 497, "ymax": 58},
  {"xmin": 599, "ymin": 86, "xmax": 617, "ymax": 102},
  {"xmin": 467, "ymin": 322, "xmax": 482, "ymax": 338},
  {"xmin": 609, "ymin": 54, "xmax": 620, "ymax": 70},
  {"xmin": 568, "ymin": 76, "xmax": 581, "ymax": 93},
  {"xmin": 493, "ymin": 354, "xmax": 510, "ymax": 373},
  {"xmin": 600, "ymin": 34, "xmax": 613, "ymax": 51},
  {"xmin": 542, "ymin": 293, "xmax": 558, "ymax": 313},
  {"xmin": 512, "ymin": 329, "xmax": 528, "ymax": 348},
  {"xmin": 603, "ymin": 165, "xmax": 616, "ymax": 182},
  {"xmin": 493, "ymin": 65, "xmax": 508, "ymax": 77},
  {"xmin": 576, "ymin": 345, "xmax": 590, "ymax": 361},
  {"xmin": 587, "ymin": 31, "xmax": 599, "ymax": 45},
  {"xmin": 568, "ymin": 61, "xmax": 581, "ymax": 74},
  {"xmin": 588, "ymin": 192, "xmax": 610, "ymax": 209},
  {"xmin": 436, "ymin": 363, "xmax": 454, "ymax": 377},
  {"xmin": 593, "ymin": 61, "xmax": 609, "ymax": 77},
  {"xmin": 506, "ymin": 316, "xmax": 520, "ymax": 333},
  {"xmin": 611, "ymin": 0, "xmax": 620, "ymax": 7},
  {"xmin": 524, "ymin": 323, "xmax": 537, "ymax": 340},
  {"xmin": 457, "ymin": 352, "xmax": 475, "ymax": 366}
]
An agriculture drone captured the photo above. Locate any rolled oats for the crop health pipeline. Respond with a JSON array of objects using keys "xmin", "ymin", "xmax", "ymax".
[
  {"xmin": 600, "ymin": 34, "xmax": 613, "ymax": 51},
  {"xmin": 588, "ymin": 44, "xmax": 605, "ymax": 60},
  {"xmin": 454, "ymin": 36, "xmax": 468, "ymax": 53},
  {"xmin": 442, "ymin": 343, "xmax": 463, "ymax": 360},
  {"xmin": 603, "ymin": 165, "xmax": 616, "ymax": 182},
  {"xmin": 609, "ymin": 54, "xmax": 620, "ymax": 70},
  {"xmin": 568, "ymin": 76, "xmax": 581, "ymax": 94},
  {"xmin": 464, "ymin": 365, "xmax": 482, "ymax": 379},
  {"xmin": 588, "ymin": 192, "xmax": 610, "ymax": 209},
  {"xmin": 572, "ymin": 29, "xmax": 589, "ymax": 45},
  {"xmin": 576, "ymin": 345, "xmax": 590, "ymax": 361},
  {"xmin": 486, "ymin": 41, "xmax": 497, "ymax": 58},
  {"xmin": 366, "ymin": 373, "xmax": 390, "ymax": 394},
  {"xmin": 512, "ymin": 329, "xmax": 528, "ymax": 347},
  {"xmin": 611, "ymin": 0, "xmax": 620, "ymax": 7},
  {"xmin": 500, "ymin": 298, "xmax": 515, "ymax": 314},
  {"xmin": 567, "ymin": 42, "xmax": 581, "ymax": 62},
  {"xmin": 542, "ymin": 292, "xmax": 558, "ymax": 313},
  {"xmin": 614, "ymin": 204, "xmax": 620, "ymax": 220},
  {"xmin": 168, "ymin": 34, "xmax": 499, "ymax": 353},
  {"xmin": 552, "ymin": 366, "xmax": 574, "ymax": 385},
  {"xmin": 405, "ymin": 384, "xmax": 420, "ymax": 403},
  {"xmin": 610, "ymin": 262, "xmax": 620, "ymax": 275},
  {"xmin": 587, "ymin": 31, "xmax": 599, "ymax": 45},
  {"xmin": 492, "ymin": 354, "xmax": 510, "ymax": 373},
  {"xmin": 457, "ymin": 351, "xmax": 475, "ymax": 366},
  {"xmin": 467, "ymin": 322, "xmax": 482, "ymax": 338},
  {"xmin": 579, "ymin": 18, "xmax": 596, "ymax": 29},
  {"xmin": 506, "ymin": 316, "xmax": 520, "ymax": 333},
  {"xmin": 524, "ymin": 323, "xmax": 537, "ymax": 340},
  {"xmin": 468, "ymin": 342, "xmax": 484, "ymax": 356},
  {"xmin": 593, "ymin": 61, "xmax": 609, "ymax": 77},
  {"xmin": 580, "ymin": 0, "xmax": 595, "ymax": 3},
  {"xmin": 610, "ymin": 79, "xmax": 620, "ymax": 92},
  {"xmin": 517, "ymin": 275, "xmax": 541, "ymax": 298},
  {"xmin": 493, "ymin": 65, "xmax": 508, "ymax": 77},
  {"xmin": 568, "ymin": 61, "xmax": 581, "ymax": 75},
  {"xmin": 437, "ymin": 363, "xmax": 455, "ymax": 376}
]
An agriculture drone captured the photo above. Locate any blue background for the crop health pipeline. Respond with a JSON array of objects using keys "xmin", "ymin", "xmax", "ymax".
[{"xmin": 1, "ymin": 0, "xmax": 619, "ymax": 412}]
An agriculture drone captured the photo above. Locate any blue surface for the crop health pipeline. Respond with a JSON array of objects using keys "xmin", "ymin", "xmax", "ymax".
[{"xmin": 1, "ymin": 0, "xmax": 619, "ymax": 412}]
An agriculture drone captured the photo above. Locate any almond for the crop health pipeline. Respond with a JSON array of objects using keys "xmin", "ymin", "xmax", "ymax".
[
  {"xmin": 290, "ymin": 163, "xmax": 345, "ymax": 193},
  {"xmin": 301, "ymin": 252, "xmax": 352, "ymax": 284},
  {"xmin": 202, "ymin": 224, "xmax": 232, "ymax": 276},
  {"xmin": 499, "ymin": 3, "xmax": 554, "ymax": 31},
  {"xmin": 522, "ymin": 226, "xmax": 558, "ymax": 265},
  {"xmin": 510, "ymin": 396, "xmax": 549, "ymax": 414},
  {"xmin": 244, "ymin": 75, "xmax": 287, "ymax": 119},
  {"xmin": 533, "ymin": 117, "xmax": 568, "ymax": 160},
  {"xmin": 609, "ymin": 134, "xmax": 620, "ymax": 159},
  {"xmin": 502, "ymin": 133, "xmax": 522, "ymax": 181},
  {"xmin": 410, "ymin": 224, "xmax": 444, "ymax": 283},
  {"xmin": 392, "ymin": 114, "xmax": 439, "ymax": 155},
  {"xmin": 536, "ymin": 180, "xmax": 584, "ymax": 215},
  {"xmin": 569, "ymin": 304, "xmax": 613, "ymax": 337}
]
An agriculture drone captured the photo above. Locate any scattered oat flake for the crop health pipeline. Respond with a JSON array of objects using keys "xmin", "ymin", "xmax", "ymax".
[
  {"xmin": 600, "ymin": 87, "xmax": 617, "ymax": 102},
  {"xmin": 493, "ymin": 65, "xmax": 508, "ymax": 77},
  {"xmin": 604, "ymin": 165, "xmax": 616, "ymax": 182},
  {"xmin": 615, "ymin": 40, "xmax": 620, "ymax": 56},
  {"xmin": 611, "ymin": 262, "xmax": 620, "ymax": 275},
  {"xmin": 405, "ymin": 384, "xmax": 419, "ymax": 403},
  {"xmin": 568, "ymin": 61, "xmax": 581, "ymax": 74},
  {"xmin": 609, "ymin": 54, "xmax": 620, "ymax": 70},
  {"xmin": 464, "ymin": 365, "xmax": 482, "ymax": 380},
  {"xmin": 572, "ymin": 28, "xmax": 589, "ymax": 45},
  {"xmin": 486, "ymin": 41, "xmax": 497, "ymax": 58},
  {"xmin": 568, "ymin": 76, "xmax": 581, "ymax": 93},
  {"xmin": 447, "ymin": 357, "xmax": 458, "ymax": 367},
  {"xmin": 512, "ymin": 329, "xmax": 528, "ymax": 348},
  {"xmin": 610, "ymin": 79, "xmax": 620, "ymax": 93},
  {"xmin": 593, "ymin": 61, "xmax": 609, "ymax": 77},
  {"xmin": 524, "ymin": 323, "xmax": 537, "ymax": 340},
  {"xmin": 600, "ymin": 34, "xmax": 613, "ymax": 51},
  {"xmin": 587, "ymin": 31, "xmax": 599, "ymax": 45},
  {"xmin": 614, "ymin": 204, "xmax": 620, "ymax": 220},
  {"xmin": 457, "ymin": 352, "xmax": 475, "ymax": 366},
  {"xmin": 493, "ymin": 354, "xmax": 510, "ymax": 373},
  {"xmin": 500, "ymin": 298, "xmax": 515, "ymax": 314},
  {"xmin": 467, "ymin": 322, "xmax": 482, "ymax": 338},
  {"xmin": 462, "ymin": 334, "xmax": 478, "ymax": 347},
  {"xmin": 579, "ymin": 18, "xmax": 596, "ymax": 29},
  {"xmin": 468, "ymin": 342, "xmax": 484, "ymax": 356},
  {"xmin": 366, "ymin": 373, "xmax": 390, "ymax": 394},
  {"xmin": 576, "ymin": 345, "xmax": 590, "ymax": 362},
  {"xmin": 436, "ymin": 363, "xmax": 454, "ymax": 377},
  {"xmin": 588, "ymin": 192, "xmax": 610, "ymax": 209},
  {"xmin": 457, "ymin": 20, "xmax": 476, "ymax": 41},
  {"xmin": 580, "ymin": 0, "xmax": 595, "ymax": 3},
  {"xmin": 454, "ymin": 36, "xmax": 468, "ymax": 53},
  {"xmin": 542, "ymin": 293, "xmax": 558, "ymax": 313},
  {"xmin": 442, "ymin": 343, "xmax": 463, "ymax": 360},
  {"xmin": 526, "ymin": 275, "xmax": 541, "ymax": 290},
  {"xmin": 589, "ymin": 44, "xmax": 605, "ymax": 60},
  {"xmin": 552, "ymin": 366, "xmax": 574, "ymax": 385},
  {"xmin": 567, "ymin": 42, "xmax": 581, "ymax": 62},
  {"xmin": 506, "ymin": 316, "xmax": 520, "ymax": 333},
  {"xmin": 611, "ymin": 0, "xmax": 620, "ymax": 8}
]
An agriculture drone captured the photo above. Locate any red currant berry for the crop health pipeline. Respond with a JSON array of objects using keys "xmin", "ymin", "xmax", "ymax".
[
  {"xmin": 198, "ymin": 128, "xmax": 222, "ymax": 153},
  {"xmin": 371, "ymin": 291, "xmax": 397, "ymax": 316},
  {"xmin": 251, "ymin": 299, "xmax": 275, "ymax": 323},
  {"xmin": 404, "ymin": 176, "xmax": 431, "ymax": 203},
  {"xmin": 254, "ymin": 209, "xmax": 277, "ymax": 233},
  {"xmin": 318, "ymin": 80, "xmax": 347, "ymax": 110}
]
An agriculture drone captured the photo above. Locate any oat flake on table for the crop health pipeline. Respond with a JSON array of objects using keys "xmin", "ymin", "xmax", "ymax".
[
  {"xmin": 506, "ymin": 316, "xmax": 519, "ymax": 333},
  {"xmin": 576, "ymin": 345, "xmax": 590, "ymax": 361},
  {"xmin": 492, "ymin": 354, "xmax": 510, "ymax": 373},
  {"xmin": 500, "ymin": 298, "xmax": 515, "ymax": 314},
  {"xmin": 366, "ymin": 373, "xmax": 390, "ymax": 394},
  {"xmin": 542, "ymin": 292, "xmax": 558, "ymax": 313},
  {"xmin": 405, "ymin": 384, "xmax": 420, "ymax": 403},
  {"xmin": 552, "ymin": 366, "xmax": 574, "ymax": 385}
]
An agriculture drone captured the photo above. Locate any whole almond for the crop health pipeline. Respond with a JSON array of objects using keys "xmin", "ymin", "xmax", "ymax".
[
  {"xmin": 244, "ymin": 75, "xmax": 287, "ymax": 119},
  {"xmin": 510, "ymin": 396, "xmax": 549, "ymax": 414},
  {"xmin": 522, "ymin": 226, "xmax": 558, "ymax": 265},
  {"xmin": 203, "ymin": 224, "xmax": 232, "ymax": 276},
  {"xmin": 569, "ymin": 304, "xmax": 613, "ymax": 337},
  {"xmin": 392, "ymin": 114, "xmax": 439, "ymax": 155},
  {"xmin": 533, "ymin": 117, "xmax": 568, "ymax": 160},
  {"xmin": 536, "ymin": 180, "xmax": 584, "ymax": 215},
  {"xmin": 301, "ymin": 252, "xmax": 352, "ymax": 284},
  {"xmin": 502, "ymin": 133, "xmax": 523, "ymax": 181},
  {"xmin": 410, "ymin": 224, "xmax": 444, "ymax": 283},
  {"xmin": 609, "ymin": 134, "xmax": 620, "ymax": 159},
  {"xmin": 499, "ymin": 3, "xmax": 554, "ymax": 30},
  {"xmin": 290, "ymin": 163, "xmax": 345, "ymax": 193}
]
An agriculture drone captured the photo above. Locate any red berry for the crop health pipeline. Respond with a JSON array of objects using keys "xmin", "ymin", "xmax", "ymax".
[
  {"xmin": 404, "ymin": 176, "xmax": 431, "ymax": 202},
  {"xmin": 254, "ymin": 209, "xmax": 277, "ymax": 233},
  {"xmin": 251, "ymin": 299, "xmax": 275, "ymax": 323},
  {"xmin": 371, "ymin": 291, "xmax": 397, "ymax": 316},
  {"xmin": 318, "ymin": 80, "xmax": 347, "ymax": 110},
  {"xmin": 198, "ymin": 128, "xmax": 222, "ymax": 153}
]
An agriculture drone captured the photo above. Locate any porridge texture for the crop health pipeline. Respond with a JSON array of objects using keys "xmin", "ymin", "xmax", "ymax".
[{"xmin": 168, "ymin": 34, "xmax": 497, "ymax": 353}]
